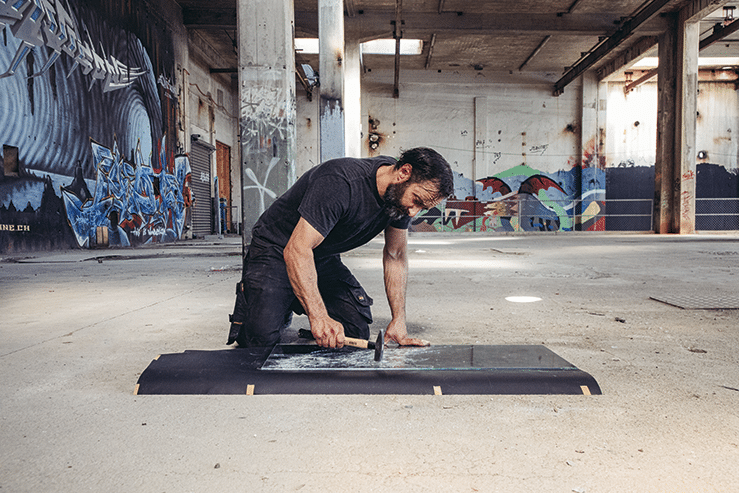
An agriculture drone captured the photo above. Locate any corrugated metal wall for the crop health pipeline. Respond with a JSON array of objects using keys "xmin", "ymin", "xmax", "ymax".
[{"xmin": 190, "ymin": 140, "xmax": 214, "ymax": 237}]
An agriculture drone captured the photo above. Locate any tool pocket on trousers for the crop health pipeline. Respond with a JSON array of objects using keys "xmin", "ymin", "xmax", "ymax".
[{"xmin": 345, "ymin": 282, "xmax": 373, "ymax": 324}]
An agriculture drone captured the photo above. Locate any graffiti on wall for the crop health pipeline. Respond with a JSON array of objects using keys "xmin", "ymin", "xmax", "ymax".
[
  {"xmin": 0, "ymin": 0, "xmax": 182, "ymax": 253},
  {"xmin": 411, "ymin": 164, "xmax": 606, "ymax": 233},
  {"xmin": 61, "ymin": 136, "xmax": 191, "ymax": 247},
  {"xmin": 0, "ymin": 0, "xmax": 145, "ymax": 90}
]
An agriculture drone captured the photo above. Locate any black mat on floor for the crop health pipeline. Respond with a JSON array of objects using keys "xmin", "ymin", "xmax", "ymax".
[{"xmin": 134, "ymin": 345, "xmax": 601, "ymax": 395}]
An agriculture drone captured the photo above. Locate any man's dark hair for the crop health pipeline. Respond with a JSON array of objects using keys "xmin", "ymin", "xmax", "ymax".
[{"xmin": 396, "ymin": 147, "xmax": 454, "ymax": 200}]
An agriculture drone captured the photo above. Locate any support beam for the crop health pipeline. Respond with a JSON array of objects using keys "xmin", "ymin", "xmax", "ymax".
[
  {"xmin": 579, "ymin": 72, "xmax": 604, "ymax": 231},
  {"xmin": 237, "ymin": 0, "xmax": 297, "ymax": 246},
  {"xmin": 184, "ymin": 9, "xmax": 652, "ymax": 37},
  {"xmin": 676, "ymin": 11, "xmax": 700, "ymax": 234},
  {"xmin": 319, "ymin": 0, "xmax": 345, "ymax": 162},
  {"xmin": 393, "ymin": 0, "xmax": 402, "ymax": 98},
  {"xmin": 424, "ymin": 33, "xmax": 436, "ymax": 69},
  {"xmin": 618, "ymin": 18, "xmax": 739, "ymax": 93},
  {"xmin": 554, "ymin": 0, "xmax": 673, "ymax": 96},
  {"xmin": 699, "ymin": 17, "xmax": 739, "ymax": 49},
  {"xmin": 344, "ymin": 41, "xmax": 362, "ymax": 158},
  {"xmin": 655, "ymin": 14, "xmax": 678, "ymax": 234},
  {"xmin": 624, "ymin": 68, "xmax": 658, "ymax": 94},
  {"xmin": 596, "ymin": 36, "xmax": 658, "ymax": 81}
]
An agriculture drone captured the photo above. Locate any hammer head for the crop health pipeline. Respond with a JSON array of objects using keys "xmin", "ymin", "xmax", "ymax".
[{"xmin": 374, "ymin": 330, "xmax": 384, "ymax": 362}]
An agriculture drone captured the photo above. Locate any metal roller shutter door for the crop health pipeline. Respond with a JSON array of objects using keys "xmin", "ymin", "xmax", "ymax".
[{"xmin": 190, "ymin": 140, "xmax": 215, "ymax": 237}]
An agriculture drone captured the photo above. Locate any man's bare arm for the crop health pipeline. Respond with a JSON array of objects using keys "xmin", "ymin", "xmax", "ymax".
[
  {"xmin": 383, "ymin": 226, "xmax": 428, "ymax": 346},
  {"xmin": 284, "ymin": 218, "xmax": 345, "ymax": 348}
]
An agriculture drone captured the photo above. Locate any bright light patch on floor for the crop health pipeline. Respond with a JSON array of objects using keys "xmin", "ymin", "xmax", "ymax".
[{"xmin": 506, "ymin": 296, "xmax": 542, "ymax": 303}]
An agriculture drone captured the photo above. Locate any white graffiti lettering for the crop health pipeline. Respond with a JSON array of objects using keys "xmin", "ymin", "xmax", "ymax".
[{"xmin": 0, "ymin": 0, "xmax": 146, "ymax": 91}]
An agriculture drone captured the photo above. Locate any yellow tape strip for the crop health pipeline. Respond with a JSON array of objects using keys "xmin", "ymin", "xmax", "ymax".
[
  {"xmin": 433, "ymin": 386, "xmax": 442, "ymax": 395},
  {"xmin": 580, "ymin": 385, "xmax": 591, "ymax": 395},
  {"xmin": 246, "ymin": 384, "xmax": 255, "ymax": 396}
]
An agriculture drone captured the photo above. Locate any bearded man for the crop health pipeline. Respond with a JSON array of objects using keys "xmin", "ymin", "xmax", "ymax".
[{"xmin": 227, "ymin": 147, "xmax": 454, "ymax": 349}]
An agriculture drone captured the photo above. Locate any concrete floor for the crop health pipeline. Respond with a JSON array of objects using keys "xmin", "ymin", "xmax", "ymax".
[{"xmin": 1, "ymin": 233, "xmax": 738, "ymax": 492}]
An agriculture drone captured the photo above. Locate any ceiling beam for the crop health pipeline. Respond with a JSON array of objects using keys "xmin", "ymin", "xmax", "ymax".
[
  {"xmin": 699, "ymin": 17, "xmax": 739, "ymax": 50},
  {"xmin": 182, "ymin": 9, "xmax": 622, "ymax": 37},
  {"xmin": 596, "ymin": 35, "xmax": 659, "ymax": 80},
  {"xmin": 553, "ymin": 0, "xmax": 673, "ymax": 95},
  {"xmin": 393, "ymin": 0, "xmax": 402, "ymax": 98},
  {"xmin": 182, "ymin": 8, "xmax": 236, "ymax": 29}
]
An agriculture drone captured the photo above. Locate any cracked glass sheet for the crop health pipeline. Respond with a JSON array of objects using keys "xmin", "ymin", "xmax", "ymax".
[
  {"xmin": 650, "ymin": 294, "xmax": 739, "ymax": 310},
  {"xmin": 260, "ymin": 344, "xmax": 576, "ymax": 371}
]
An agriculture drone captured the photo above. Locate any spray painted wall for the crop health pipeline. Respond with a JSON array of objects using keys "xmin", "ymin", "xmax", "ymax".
[
  {"xmin": 0, "ymin": 0, "xmax": 190, "ymax": 253},
  {"xmin": 360, "ymin": 70, "xmax": 605, "ymax": 232}
]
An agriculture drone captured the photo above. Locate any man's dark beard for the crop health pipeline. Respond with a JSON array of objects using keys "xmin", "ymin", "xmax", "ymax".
[{"xmin": 382, "ymin": 182, "xmax": 411, "ymax": 221}]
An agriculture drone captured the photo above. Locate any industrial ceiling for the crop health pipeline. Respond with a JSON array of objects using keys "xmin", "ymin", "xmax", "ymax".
[{"xmin": 176, "ymin": 0, "xmax": 739, "ymax": 94}]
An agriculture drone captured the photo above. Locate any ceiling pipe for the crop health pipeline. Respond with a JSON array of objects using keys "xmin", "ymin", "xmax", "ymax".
[
  {"xmin": 425, "ymin": 33, "xmax": 437, "ymax": 69},
  {"xmin": 519, "ymin": 35, "xmax": 551, "ymax": 71},
  {"xmin": 393, "ymin": 0, "xmax": 402, "ymax": 98}
]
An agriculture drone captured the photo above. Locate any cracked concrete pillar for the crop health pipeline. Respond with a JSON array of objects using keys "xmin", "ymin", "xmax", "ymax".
[
  {"xmin": 676, "ymin": 12, "xmax": 700, "ymax": 234},
  {"xmin": 237, "ymin": 0, "xmax": 297, "ymax": 247},
  {"xmin": 319, "ymin": 0, "xmax": 345, "ymax": 162},
  {"xmin": 344, "ymin": 40, "xmax": 362, "ymax": 158}
]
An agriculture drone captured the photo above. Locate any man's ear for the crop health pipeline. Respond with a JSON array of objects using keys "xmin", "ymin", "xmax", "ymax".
[{"xmin": 396, "ymin": 163, "xmax": 413, "ymax": 183}]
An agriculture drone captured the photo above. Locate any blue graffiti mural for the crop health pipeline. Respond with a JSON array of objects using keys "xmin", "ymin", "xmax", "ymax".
[
  {"xmin": 61, "ymin": 136, "xmax": 191, "ymax": 247},
  {"xmin": 1, "ymin": 0, "xmax": 180, "ymax": 253}
]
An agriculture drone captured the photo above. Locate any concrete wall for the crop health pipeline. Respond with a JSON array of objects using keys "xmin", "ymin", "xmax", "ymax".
[
  {"xmin": 186, "ymin": 32, "xmax": 240, "ymax": 234},
  {"xmin": 361, "ymin": 70, "xmax": 593, "ymax": 233}
]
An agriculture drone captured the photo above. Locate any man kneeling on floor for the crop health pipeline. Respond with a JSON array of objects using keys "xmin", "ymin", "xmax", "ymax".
[{"xmin": 228, "ymin": 147, "xmax": 454, "ymax": 349}]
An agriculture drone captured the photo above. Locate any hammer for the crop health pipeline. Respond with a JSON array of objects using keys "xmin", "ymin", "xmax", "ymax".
[{"xmin": 297, "ymin": 328, "xmax": 385, "ymax": 362}]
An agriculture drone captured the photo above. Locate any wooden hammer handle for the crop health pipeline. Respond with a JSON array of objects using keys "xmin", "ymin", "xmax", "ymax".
[
  {"xmin": 344, "ymin": 337, "xmax": 370, "ymax": 349},
  {"xmin": 298, "ymin": 329, "xmax": 374, "ymax": 349}
]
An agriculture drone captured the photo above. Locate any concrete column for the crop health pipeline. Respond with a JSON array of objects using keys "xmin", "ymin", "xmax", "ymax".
[
  {"xmin": 655, "ymin": 14, "xmax": 678, "ymax": 234},
  {"xmin": 579, "ymin": 71, "xmax": 604, "ymax": 231},
  {"xmin": 344, "ymin": 41, "xmax": 362, "ymax": 158},
  {"xmin": 474, "ymin": 96, "xmax": 489, "ymax": 181},
  {"xmin": 676, "ymin": 14, "xmax": 700, "ymax": 234},
  {"xmin": 237, "ymin": 0, "xmax": 297, "ymax": 246},
  {"xmin": 319, "ymin": 0, "xmax": 345, "ymax": 162}
]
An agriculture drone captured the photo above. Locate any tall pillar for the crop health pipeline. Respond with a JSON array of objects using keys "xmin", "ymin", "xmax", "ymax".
[
  {"xmin": 319, "ymin": 0, "xmax": 345, "ymax": 162},
  {"xmin": 237, "ymin": 0, "xmax": 297, "ymax": 247},
  {"xmin": 579, "ymin": 71, "xmax": 604, "ymax": 231},
  {"xmin": 655, "ymin": 14, "xmax": 678, "ymax": 233},
  {"xmin": 655, "ymin": 1, "xmax": 719, "ymax": 234},
  {"xmin": 676, "ymin": 13, "xmax": 700, "ymax": 234},
  {"xmin": 344, "ymin": 41, "xmax": 362, "ymax": 158}
]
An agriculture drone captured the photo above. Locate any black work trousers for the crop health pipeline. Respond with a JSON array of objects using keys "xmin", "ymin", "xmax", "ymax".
[{"xmin": 228, "ymin": 243, "xmax": 373, "ymax": 347}]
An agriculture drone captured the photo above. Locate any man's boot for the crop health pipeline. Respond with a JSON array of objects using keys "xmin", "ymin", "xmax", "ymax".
[{"xmin": 227, "ymin": 281, "xmax": 248, "ymax": 345}]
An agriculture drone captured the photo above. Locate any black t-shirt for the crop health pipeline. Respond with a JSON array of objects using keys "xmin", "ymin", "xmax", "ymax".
[{"xmin": 250, "ymin": 156, "xmax": 411, "ymax": 258}]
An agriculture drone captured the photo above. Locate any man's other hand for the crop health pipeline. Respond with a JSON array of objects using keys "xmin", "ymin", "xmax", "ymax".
[
  {"xmin": 311, "ymin": 317, "xmax": 346, "ymax": 348},
  {"xmin": 385, "ymin": 319, "xmax": 430, "ymax": 347}
]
